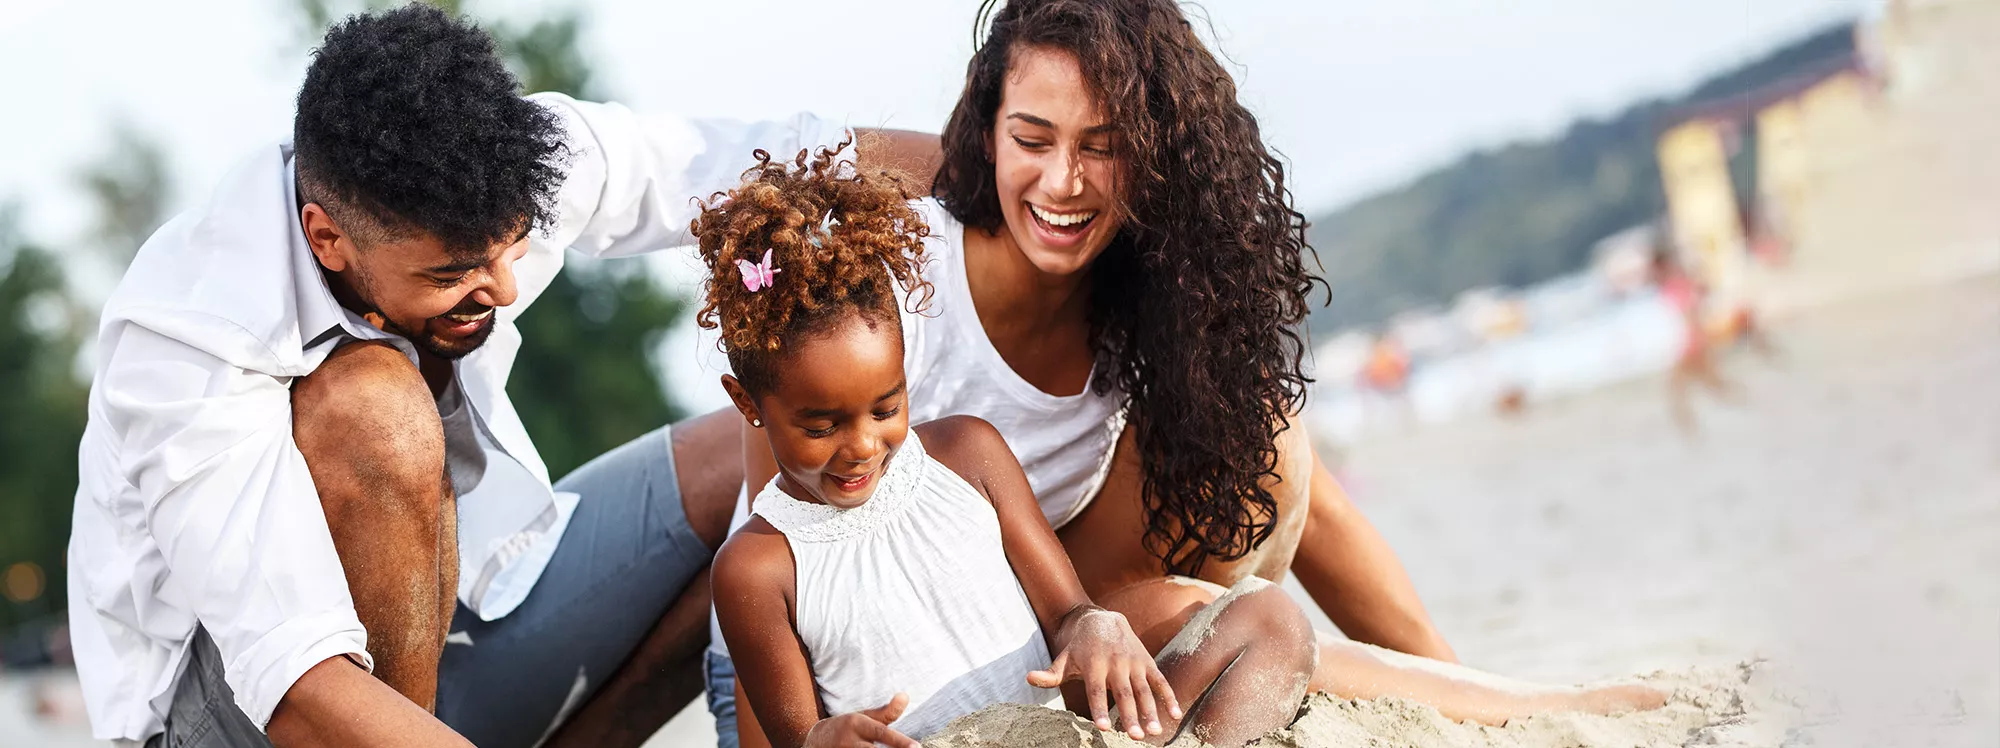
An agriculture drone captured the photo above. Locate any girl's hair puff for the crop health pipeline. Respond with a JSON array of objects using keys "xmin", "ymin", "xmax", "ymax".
[{"xmin": 693, "ymin": 140, "xmax": 933, "ymax": 394}]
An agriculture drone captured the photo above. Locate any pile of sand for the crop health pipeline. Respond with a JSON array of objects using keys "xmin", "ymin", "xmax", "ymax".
[{"xmin": 925, "ymin": 662, "xmax": 1799, "ymax": 748}]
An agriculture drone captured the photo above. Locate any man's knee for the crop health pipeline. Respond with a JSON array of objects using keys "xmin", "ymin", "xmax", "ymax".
[{"xmin": 292, "ymin": 341, "xmax": 446, "ymax": 517}]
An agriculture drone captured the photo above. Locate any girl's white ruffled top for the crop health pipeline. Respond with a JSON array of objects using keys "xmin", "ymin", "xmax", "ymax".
[{"xmin": 753, "ymin": 430, "xmax": 1057, "ymax": 739}]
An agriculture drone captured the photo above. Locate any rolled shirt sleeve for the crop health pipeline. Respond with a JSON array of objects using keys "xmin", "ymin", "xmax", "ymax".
[
  {"xmin": 531, "ymin": 92, "xmax": 853, "ymax": 258},
  {"xmin": 101, "ymin": 322, "xmax": 371, "ymax": 728}
]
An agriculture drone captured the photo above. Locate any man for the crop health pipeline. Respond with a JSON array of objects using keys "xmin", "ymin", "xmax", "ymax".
[{"xmin": 67, "ymin": 6, "xmax": 933, "ymax": 747}]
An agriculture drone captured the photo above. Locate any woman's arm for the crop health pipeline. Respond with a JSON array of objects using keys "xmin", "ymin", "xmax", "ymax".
[
  {"xmin": 1290, "ymin": 448, "xmax": 1459, "ymax": 663},
  {"xmin": 917, "ymin": 416, "xmax": 1178, "ymax": 740},
  {"xmin": 854, "ymin": 129, "xmax": 942, "ymax": 192}
]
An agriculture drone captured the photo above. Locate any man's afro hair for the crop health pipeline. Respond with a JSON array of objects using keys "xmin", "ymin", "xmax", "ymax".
[{"xmin": 294, "ymin": 3, "xmax": 568, "ymax": 253}]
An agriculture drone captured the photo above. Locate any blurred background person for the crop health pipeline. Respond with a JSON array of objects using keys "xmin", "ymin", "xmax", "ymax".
[{"xmin": 1653, "ymin": 247, "xmax": 1736, "ymax": 435}]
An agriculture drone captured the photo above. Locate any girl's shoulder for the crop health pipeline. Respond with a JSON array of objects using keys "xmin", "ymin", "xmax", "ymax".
[{"xmin": 711, "ymin": 514, "xmax": 795, "ymax": 600}]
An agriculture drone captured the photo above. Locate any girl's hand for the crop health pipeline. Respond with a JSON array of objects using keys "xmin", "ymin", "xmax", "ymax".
[
  {"xmin": 1027, "ymin": 607, "xmax": 1182, "ymax": 739},
  {"xmin": 802, "ymin": 693, "xmax": 920, "ymax": 748}
]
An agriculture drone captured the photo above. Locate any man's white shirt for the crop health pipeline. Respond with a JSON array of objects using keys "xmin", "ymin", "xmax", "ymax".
[{"xmin": 65, "ymin": 92, "xmax": 847, "ymax": 744}]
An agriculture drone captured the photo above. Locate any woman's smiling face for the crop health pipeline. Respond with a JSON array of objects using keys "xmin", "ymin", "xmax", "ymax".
[{"xmin": 988, "ymin": 44, "xmax": 1127, "ymax": 278}]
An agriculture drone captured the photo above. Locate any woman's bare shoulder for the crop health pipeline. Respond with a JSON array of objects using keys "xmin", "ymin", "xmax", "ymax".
[{"xmin": 913, "ymin": 415, "xmax": 1017, "ymax": 490}]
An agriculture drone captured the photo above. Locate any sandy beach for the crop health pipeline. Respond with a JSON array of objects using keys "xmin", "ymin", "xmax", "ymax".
[
  {"xmin": 10, "ymin": 270, "xmax": 1994, "ymax": 746},
  {"xmin": 922, "ymin": 271, "xmax": 1999, "ymax": 747},
  {"xmin": 10, "ymin": 270, "xmax": 1994, "ymax": 747}
]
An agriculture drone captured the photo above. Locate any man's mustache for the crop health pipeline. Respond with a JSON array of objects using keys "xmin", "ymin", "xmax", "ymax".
[{"xmin": 441, "ymin": 297, "xmax": 495, "ymax": 317}]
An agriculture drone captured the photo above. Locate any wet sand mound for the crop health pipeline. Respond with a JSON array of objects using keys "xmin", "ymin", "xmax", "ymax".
[{"xmin": 927, "ymin": 663, "xmax": 1784, "ymax": 748}]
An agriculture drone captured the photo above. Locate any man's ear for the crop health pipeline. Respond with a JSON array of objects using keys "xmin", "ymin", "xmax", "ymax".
[
  {"xmin": 720, "ymin": 375, "xmax": 763, "ymax": 427},
  {"xmin": 300, "ymin": 203, "xmax": 353, "ymax": 272}
]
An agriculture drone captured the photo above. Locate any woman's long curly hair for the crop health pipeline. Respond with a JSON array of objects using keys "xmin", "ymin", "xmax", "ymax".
[
  {"xmin": 934, "ymin": 0, "xmax": 1326, "ymax": 576},
  {"xmin": 694, "ymin": 140, "xmax": 932, "ymax": 393}
]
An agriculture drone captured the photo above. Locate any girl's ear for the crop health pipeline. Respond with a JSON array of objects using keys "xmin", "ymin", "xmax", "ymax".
[{"xmin": 720, "ymin": 374, "xmax": 763, "ymax": 428}]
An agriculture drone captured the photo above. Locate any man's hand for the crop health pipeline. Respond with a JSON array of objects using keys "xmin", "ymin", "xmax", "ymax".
[
  {"xmin": 802, "ymin": 693, "xmax": 920, "ymax": 748},
  {"xmin": 1029, "ymin": 607, "xmax": 1181, "ymax": 740}
]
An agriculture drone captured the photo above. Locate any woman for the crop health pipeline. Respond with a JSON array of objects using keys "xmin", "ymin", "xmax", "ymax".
[{"xmin": 709, "ymin": 2, "xmax": 1663, "ymax": 745}]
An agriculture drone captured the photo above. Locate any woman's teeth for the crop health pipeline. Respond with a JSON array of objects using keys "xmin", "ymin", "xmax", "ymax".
[{"xmin": 1030, "ymin": 204, "xmax": 1097, "ymax": 228}]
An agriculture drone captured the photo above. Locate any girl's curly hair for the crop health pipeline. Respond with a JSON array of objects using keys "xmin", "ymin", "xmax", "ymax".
[
  {"xmin": 694, "ymin": 140, "xmax": 933, "ymax": 394},
  {"xmin": 934, "ymin": 0, "xmax": 1328, "ymax": 576}
]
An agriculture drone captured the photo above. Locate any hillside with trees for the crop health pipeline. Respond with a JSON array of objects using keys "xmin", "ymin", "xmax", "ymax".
[{"xmin": 1306, "ymin": 20, "xmax": 1859, "ymax": 335}]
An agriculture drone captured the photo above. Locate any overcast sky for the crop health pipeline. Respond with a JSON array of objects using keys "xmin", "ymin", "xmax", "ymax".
[
  {"xmin": 3, "ymin": 0, "xmax": 1870, "ymax": 242},
  {"xmin": 0, "ymin": 0, "xmax": 1873, "ymax": 409}
]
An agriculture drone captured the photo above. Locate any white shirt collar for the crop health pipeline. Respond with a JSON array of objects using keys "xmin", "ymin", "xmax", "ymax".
[{"xmin": 280, "ymin": 148, "xmax": 385, "ymax": 353}]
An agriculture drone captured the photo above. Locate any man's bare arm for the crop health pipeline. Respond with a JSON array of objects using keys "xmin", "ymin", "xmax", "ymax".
[{"xmin": 266, "ymin": 657, "xmax": 475, "ymax": 748}]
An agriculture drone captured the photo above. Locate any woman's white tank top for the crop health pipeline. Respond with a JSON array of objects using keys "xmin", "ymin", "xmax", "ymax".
[
  {"xmin": 751, "ymin": 430, "xmax": 1057, "ymax": 739},
  {"xmin": 900, "ymin": 198, "xmax": 1126, "ymax": 530}
]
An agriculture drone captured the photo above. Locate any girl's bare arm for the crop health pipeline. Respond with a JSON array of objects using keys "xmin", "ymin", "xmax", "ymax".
[
  {"xmin": 916, "ymin": 416, "xmax": 1179, "ymax": 739},
  {"xmin": 711, "ymin": 523, "xmax": 820, "ymax": 748}
]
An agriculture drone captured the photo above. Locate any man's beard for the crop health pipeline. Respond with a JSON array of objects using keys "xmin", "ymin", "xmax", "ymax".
[
  {"xmin": 348, "ymin": 268, "xmax": 493, "ymax": 361},
  {"xmin": 389, "ymin": 312, "xmax": 493, "ymax": 361}
]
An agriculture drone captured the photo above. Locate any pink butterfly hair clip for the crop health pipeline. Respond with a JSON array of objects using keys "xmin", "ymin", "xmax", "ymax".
[{"xmin": 736, "ymin": 248, "xmax": 781, "ymax": 292}]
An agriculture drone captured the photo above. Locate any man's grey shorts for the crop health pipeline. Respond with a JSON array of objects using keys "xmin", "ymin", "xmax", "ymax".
[{"xmin": 148, "ymin": 425, "xmax": 713, "ymax": 748}]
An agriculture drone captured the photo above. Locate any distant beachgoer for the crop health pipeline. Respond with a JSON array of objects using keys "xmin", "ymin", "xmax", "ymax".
[
  {"xmin": 700, "ymin": 144, "xmax": 1316, "ymax": 748},
  {"xmin": 1723, "ymin": 302, "xmax": 1782, "ymax": 360},
  {"xmin": 1656, "ymin": 250, "xmax": 1735, "ymax": 434},
  {"xmin": 1494, "ymin": 384, "xmax": 1530, "ymax": 417},
  {"xmin": 1361, "ymin": 335, "xmax": 1414, "ymax": 395}
]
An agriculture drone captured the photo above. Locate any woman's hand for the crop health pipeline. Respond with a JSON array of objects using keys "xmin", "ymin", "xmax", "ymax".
[
  {"xmin": 802, "ymin": 693, "xmax": 920, "ymax": 748},
  {"xmin": 1027, "ymin": 606, "xmax": 1182, "ymax": 739}
]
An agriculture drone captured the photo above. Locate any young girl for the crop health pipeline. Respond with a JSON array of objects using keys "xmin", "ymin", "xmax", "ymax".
[{"xmin": 699, "ymin": 144, "xmax": 1317, "ymax": 748}]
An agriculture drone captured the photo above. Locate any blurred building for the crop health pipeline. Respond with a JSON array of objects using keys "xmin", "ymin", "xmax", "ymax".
[
  {"xmin": 1654, "ymin": 35, "xmax": 1870, "ymax": 319},
  {"xmin": 1657, "ymin": 0, "xmax": 2000, "ymax": 319}
]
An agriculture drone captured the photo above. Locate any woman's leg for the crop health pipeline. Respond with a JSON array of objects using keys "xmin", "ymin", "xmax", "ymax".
[
  {"xmin": 1103, "ymin": 577, "xmax": 1664, "ymax": 730},
  {"xmin": 1310, "ymin": 635, "xmax": 1665, "ymax": 725},
  {"xmin": 1670, "ymin": 357, "xmax": 1701, "ymax": 434}
]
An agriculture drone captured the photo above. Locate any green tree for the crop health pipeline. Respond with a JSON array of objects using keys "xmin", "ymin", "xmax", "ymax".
[
  {"xmin": 0, "ymin": 209, "xmax": 88, "ymax": 633},
  {"xmin": 80, "ymin": 124, "xmax": 173, "ymax": 265},
  {"xmin": 292, "ymin": 0, "xmax": 689, "ymax": 479}
]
